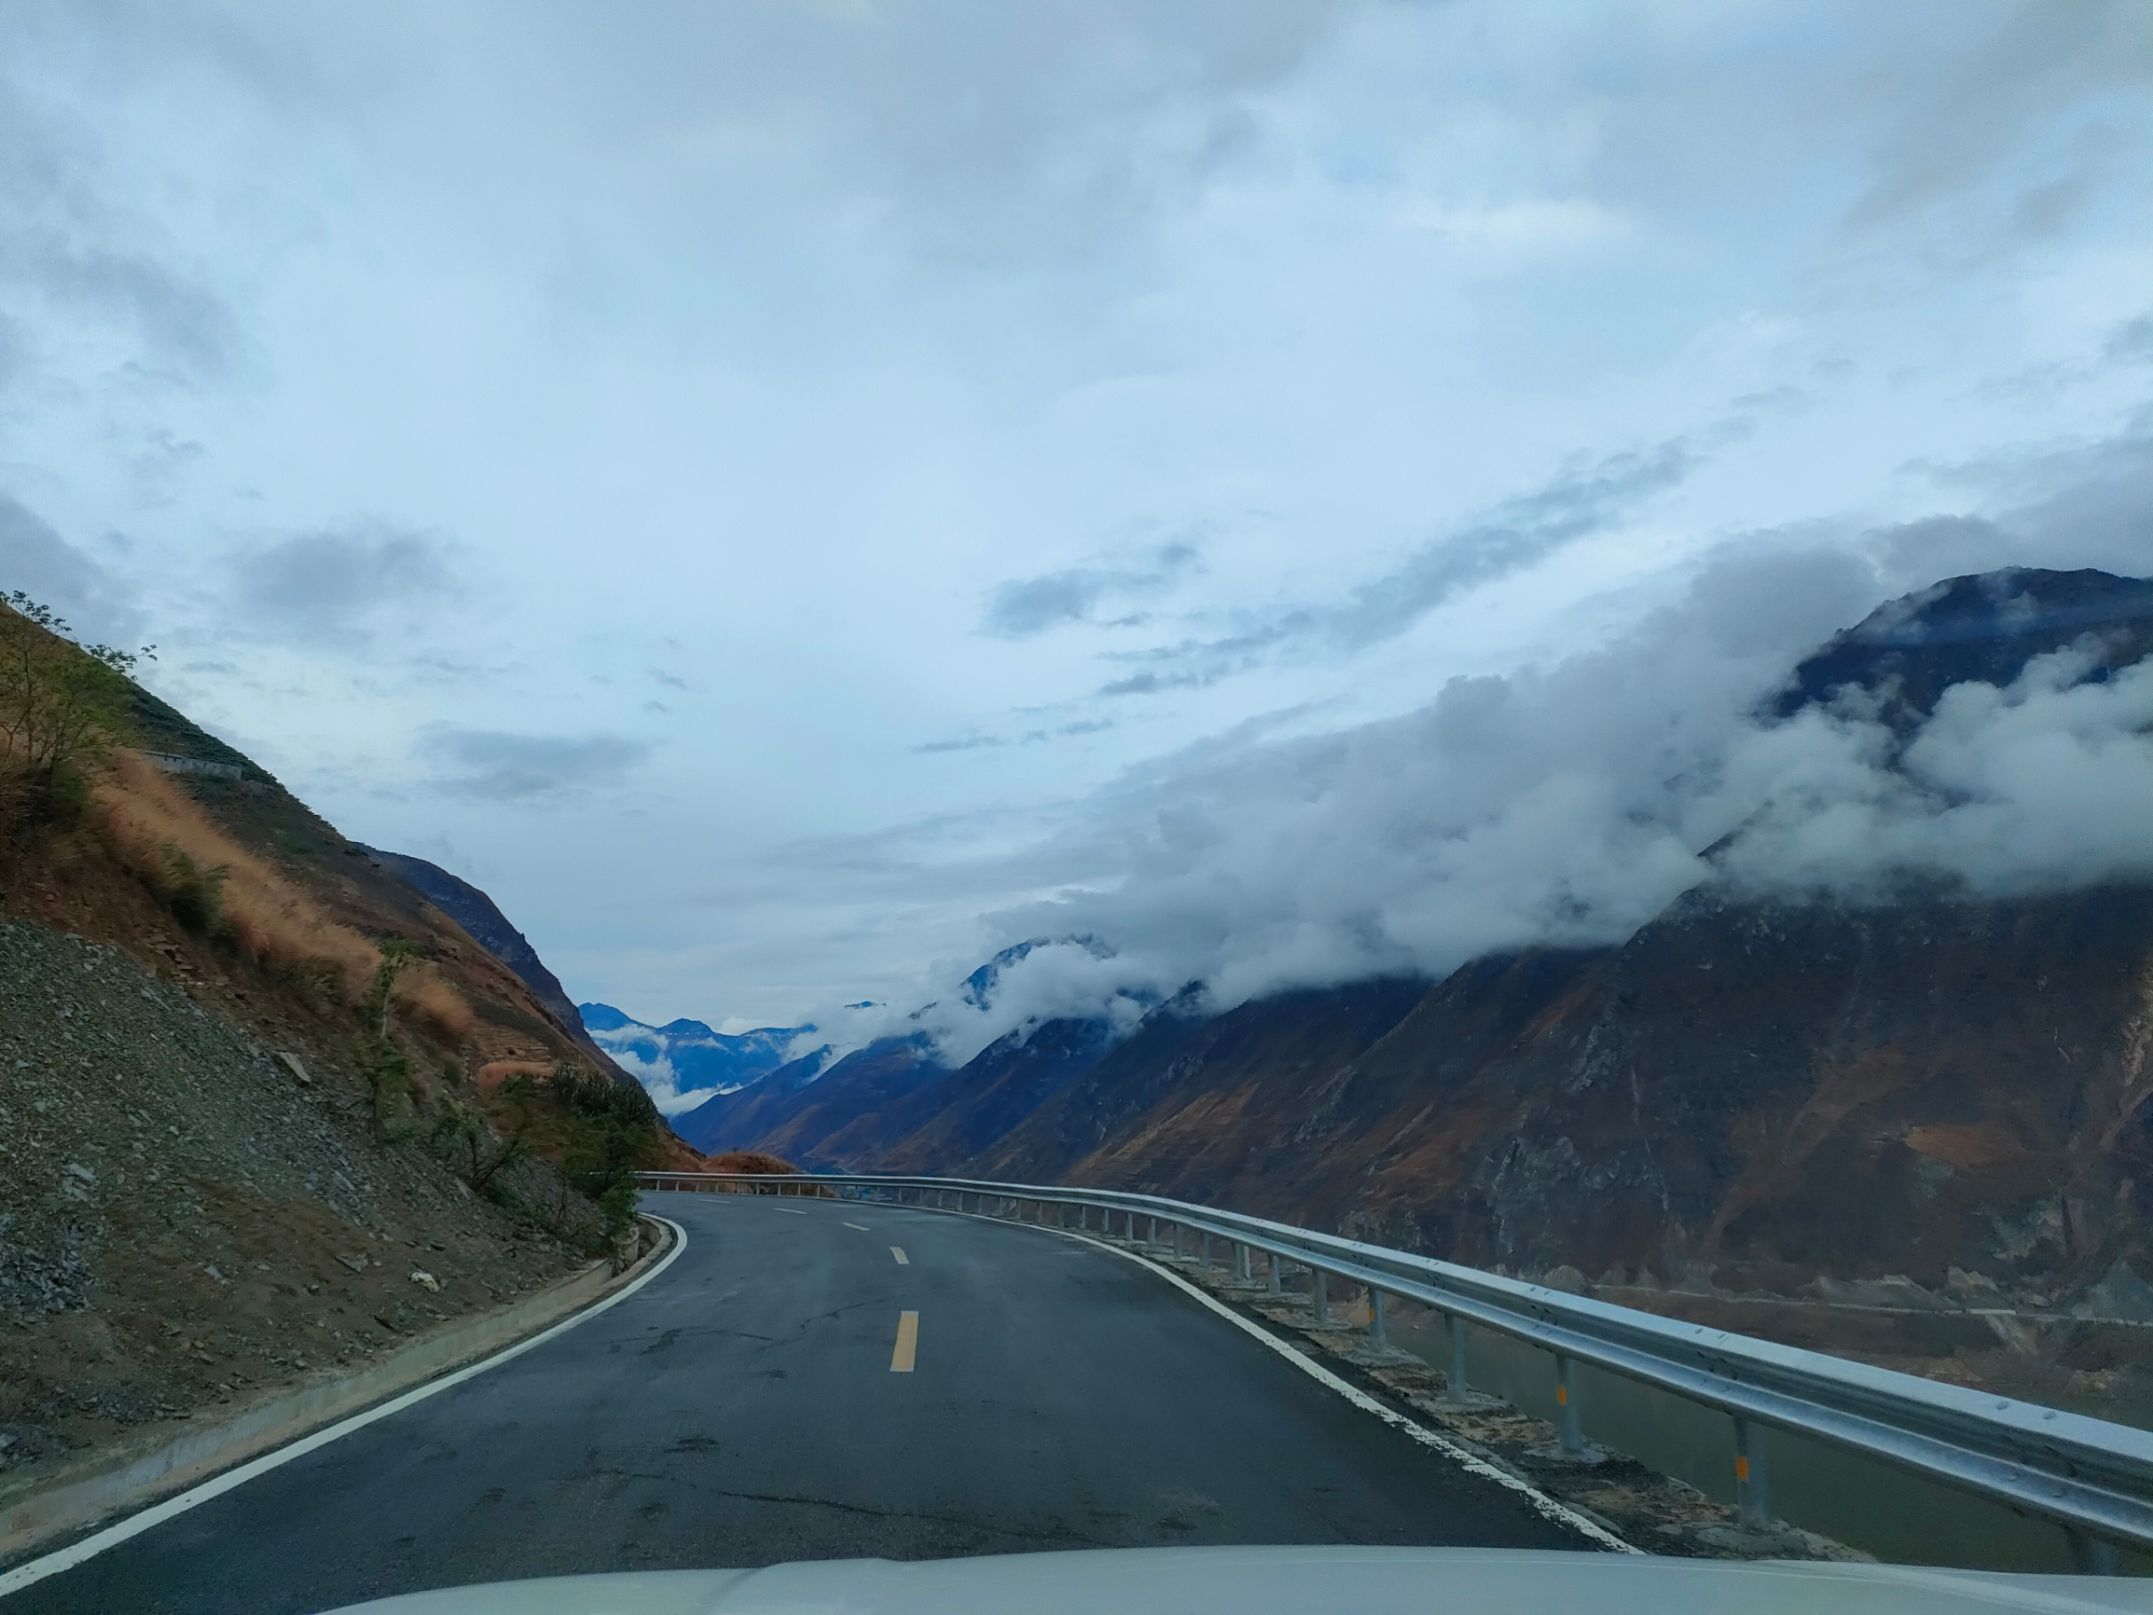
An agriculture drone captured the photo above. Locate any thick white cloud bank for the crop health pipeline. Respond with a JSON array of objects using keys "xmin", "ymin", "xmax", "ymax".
[
  {"xmin": 594, "ymin": 1044, "xmax": 705, "ymax": 1118},
  {"xmin": 850, "ymin": 538, "xmax": 2153, "ymax": 1068}
]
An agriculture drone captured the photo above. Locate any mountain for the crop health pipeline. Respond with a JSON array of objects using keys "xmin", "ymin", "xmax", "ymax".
[
  {"xmin": 672, "ymin": 1033, "xmax": 942, "ymax": 1159},
  {"xmin": 362, "ymin": 847, "xmax": 632, "ymax": 1085},
  {"xmin": 701, "ymin": 568, "xmax": 2153, "ymax": 1312},
  {"xmin": 578, "ymin": 1003, "xmax": 803, "ymax": 1108},
  {"xmin": 668, "ymin": 936, "xmax": 1137, "ymax": 1161},
  {"xmin": 2, "ymin": 600, "xmax": 698, "ymax": 1500}
]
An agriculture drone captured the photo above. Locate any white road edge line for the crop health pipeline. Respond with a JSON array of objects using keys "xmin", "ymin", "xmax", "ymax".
[
  {"xmin": 936, "ymin": 1208, "xmax": 1638, "ymax": 1555},
  {"xmin": 0, "ymin": 1215, "xmax": 691, "ymax": 1598}
]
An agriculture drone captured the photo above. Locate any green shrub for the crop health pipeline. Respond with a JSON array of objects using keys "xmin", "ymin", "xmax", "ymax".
[
  {"xmin": 547, "ymin": 1062, "xmax": 659, "ymax": 1128},
  {"xmin": 162, "ymin": 844, "xmax": 228, "ymax": 933}
]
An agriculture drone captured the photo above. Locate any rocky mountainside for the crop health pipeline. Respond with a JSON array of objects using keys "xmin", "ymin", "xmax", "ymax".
[
  {"xmin": 362, "ymin": 847, "xmax": 632, "ymax": 1085},
  {"xmin": 1, "ymin": 603, "xmax": 698, "ymax": 1496},
  {"xmin": 0, "ymin": 921, "xmax": 587, "ymax": 1484},
  {"xmin": 695, "ymin": 568, "xmax": 2153, "ymax": 1316}
]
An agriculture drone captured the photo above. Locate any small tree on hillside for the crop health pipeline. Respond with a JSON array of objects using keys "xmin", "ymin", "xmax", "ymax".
[
  {"xmin": 431, "ymin": 1099, "xmax": 530, "ymax": 1194},
  {"xmin": 372, "ymin": 937, "xmax": 423, "ymax": 1038},
  {"xmin": 0, "ymin": 591, "xmax": 155, "ymax": 789}
]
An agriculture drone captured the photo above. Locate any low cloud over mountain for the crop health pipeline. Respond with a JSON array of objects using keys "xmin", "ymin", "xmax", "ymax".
[{"xmin": 821, "ymin": 557, "xmax": 2153, "ymax": 1067}]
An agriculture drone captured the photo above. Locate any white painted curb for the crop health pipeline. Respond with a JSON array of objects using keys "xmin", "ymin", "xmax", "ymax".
[{"xmin": 0, "ymin": 1216, "xmax": 687, "ymax": 1596}]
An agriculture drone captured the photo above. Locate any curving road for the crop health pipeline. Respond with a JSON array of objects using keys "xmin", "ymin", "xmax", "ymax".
[{"xmin": 2, "ymin": 1190, "xmax": 1593, "ymax": 1613}]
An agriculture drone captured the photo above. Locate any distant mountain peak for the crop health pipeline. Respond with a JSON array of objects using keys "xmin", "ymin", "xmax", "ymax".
[
  {"xmin": 576, "ymin": 1001, "xmax": 635, "ymax": 1033},
  {"xmin": 581, "ymin": 1002, "xmax": 807, "ymax": 1114},
  {"xmin": 960, "ymin": 934, "xmax": 1112, "ymax": 1009},
  {"xmin": 1773, "ymin": 566, "xmax": 2153, "ymax": 731}
]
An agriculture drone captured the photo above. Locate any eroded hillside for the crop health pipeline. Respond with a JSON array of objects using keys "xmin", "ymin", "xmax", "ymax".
[{"xmin": 0, "ymin": 596, "xmax": 697, "ymax": 1496}]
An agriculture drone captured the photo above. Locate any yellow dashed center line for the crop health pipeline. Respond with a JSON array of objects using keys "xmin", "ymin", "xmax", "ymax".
[
  {"xmin": 890, "ymin": 1246, "xmax": 909, "ymax": 1266},
  {"xmin": 890, "ymin": 1310, "xmax": 919, "ymax": 1373}
]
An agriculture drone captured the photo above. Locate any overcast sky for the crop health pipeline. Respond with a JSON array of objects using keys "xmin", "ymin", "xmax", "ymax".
[{"xmin": 4, "ymin": 0, "xmax": 2150, "ymax": 1035}]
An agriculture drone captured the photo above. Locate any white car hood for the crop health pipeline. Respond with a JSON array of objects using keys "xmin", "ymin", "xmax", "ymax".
[{"xmin": 328, "ymin": 1545, "xmax": 2153, "ymax": 1615}]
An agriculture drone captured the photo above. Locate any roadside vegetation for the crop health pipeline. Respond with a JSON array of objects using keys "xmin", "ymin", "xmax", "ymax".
[
  {"xmin": 1, "ymin": 590, "xmax": 152, "ymax": 836},
  {"xmin": 1, "ymin": 591, "xmax": 671, "ymax": 1265}
]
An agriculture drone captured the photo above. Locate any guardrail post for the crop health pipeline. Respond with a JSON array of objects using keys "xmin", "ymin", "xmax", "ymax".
[
  {"xmin": 1313, "ymin": 1270, "xmax": 1329, "ymax": 1326},
  {"xmin": 1369, "ymin": 1288, "xmax": 1387, "ymax": 1347},
  {"xmin": 1268, "ymin": 1254, "xmax": 1283, "ymax": 1294},
  {"xmin": 1734, "ymin": 1416, "xmax": 1771, "ymax": 1528},
  {"xmin": 1235, "ymin": 1243, "xmax": 1251, "ymax": 1282},
  {"xmin": 1445, "ymin": 1314, "xmax": 1469, "ymax": 1400},
  {"xmin": 1200, "ymin": 1231, "xmax": 1213, "ymax": 1267},
  {"xmin": 1145, "ymin": 1215, "xmax": 1157, "ymax": 1247},
  {"xmin": 1555, "ymin": 1353, "xmax": 1584, "ymax": 1453},
  {"xmin": 2066, "ymin": 1528, "xmax": 2121, "ymax": 1576}
]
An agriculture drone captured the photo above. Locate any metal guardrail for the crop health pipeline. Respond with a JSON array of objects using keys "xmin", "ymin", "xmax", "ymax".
[{"xmin": 637, "ymin": 1169, "xmax": 2153, "ymax": 1572}]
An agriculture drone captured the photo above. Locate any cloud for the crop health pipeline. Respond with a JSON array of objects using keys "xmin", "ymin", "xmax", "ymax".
[
  {"xmin": 914, "ymin": 939, "xmax": 1153, "ymax": 1068},
  {"xmin": 981, "ymin": 539, "xmax": 1202, "ymax": 637},
  {"xmin": 0, "ymin": 312, "xmax": 24, "ymax": 391},
  {"xmin": 0, "ymin": 493, "xmax": 144, "ymax": 643},
  {"xmin": 418, "ymin": 727, "xmax": 649, "ymax": 801},
  {"xmin": 1396, "ymin": 197, "xmax": 1632, "ymax": 252},
  {"xmin": 2104, "ymin": 314, "xmax": 2153, "ymax": 366},
  {"xmin": 912, "ymin": 732, "xmax": 1008, "ymax": 755},
  {"xmin": 874, "ymin": 480, "xmax": 2153, "ymax": 1053},
  {"xmin": 911, "ymin": 716, "xmax": 1121, "ymax": 754},
  {"xmin": 232, "ymin": 522, "xmax": 465, "ymax": 640},
  {"xmin": 1719, "ymin": 644, "xmax": 2153, "ymax": 901},
  {"xmin": 0, "ymin": 70, "xmax": 244, "ymax": 380},
  {"xmin": 623, "ymin": 0, "xmax": 1364, "ymax": 265},
  {"xmin": 1843, "ymin": 0, "xmax": 2153, "ymax": 238},
  {"xmin": 0, "ymin": 232, "xmax": 242, "ymax": 380},
  {"xmin": 600, "ymin": 1042, "xmax": 711, "ymax": 1118},
  {"xmin": 1097, "ymin": 431, "xmax": 1717, "ymax": 696}
]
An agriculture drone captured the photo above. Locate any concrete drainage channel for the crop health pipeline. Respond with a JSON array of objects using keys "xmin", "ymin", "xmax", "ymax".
[
  {"xmin": 0, "ymin": 1218, "xmax": 677, "ymax": 1572},
  {"xmin": 937, "ymin": 1202, "xmax": 1862, "ymax": 1565}
]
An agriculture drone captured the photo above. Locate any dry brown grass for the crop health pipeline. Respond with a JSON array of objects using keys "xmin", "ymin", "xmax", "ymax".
[
  {"xmin": 398, "ymin": 968, "xmax": 476, "ymax": 1042},
  {"xmin": 705, "ymin": 1150, "xmax": 799, "ymax": 1175},
  {"xmin": 474, "ymin": 1058, "xmax": 554, "ymax": 1096},
  {"xmin": 98, "ymin": 752, "xmax": 380, "ymax": 1001}
]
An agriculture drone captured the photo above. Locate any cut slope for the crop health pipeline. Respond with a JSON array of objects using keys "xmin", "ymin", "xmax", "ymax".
[{"xmin": 362, "ymin": 846, "xmax": 632, "ymax": 1084}]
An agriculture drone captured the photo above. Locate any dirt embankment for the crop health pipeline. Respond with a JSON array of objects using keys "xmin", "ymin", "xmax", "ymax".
[{"xmin": 0, "ymin": 921, "xmax": 588, "ymax": 1491}]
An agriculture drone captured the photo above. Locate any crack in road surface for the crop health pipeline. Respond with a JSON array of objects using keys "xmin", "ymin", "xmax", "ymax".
[{"xmin": 700, "ymin": 1486, "xmax": 1119, "ymax": 1549}]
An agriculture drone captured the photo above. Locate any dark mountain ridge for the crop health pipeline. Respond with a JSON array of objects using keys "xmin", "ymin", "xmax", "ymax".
[{"xmin": 362, "ymin": 847, "xmax": 633, "ymax": 1086}]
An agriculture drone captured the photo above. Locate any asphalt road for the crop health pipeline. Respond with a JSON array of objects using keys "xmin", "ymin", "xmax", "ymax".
[{"xmin": 4, "ymin": 1190, "xmax": 1592, "ymax": 1612}]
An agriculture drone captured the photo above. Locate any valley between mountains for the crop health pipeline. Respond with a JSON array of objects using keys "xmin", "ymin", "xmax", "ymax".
[{"xmin": 608, "ymin": 568, "xmax": 2153, "ymax": 1425}]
